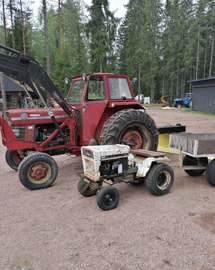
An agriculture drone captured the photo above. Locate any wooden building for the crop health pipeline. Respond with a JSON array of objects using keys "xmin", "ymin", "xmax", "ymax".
[
  {"xmin": 189, "ymin": 77, "xmax": 215, "ymax": 114},
  {"xmin": 0, "ymin": 75, "xmax": 28, "ymax": 111}
]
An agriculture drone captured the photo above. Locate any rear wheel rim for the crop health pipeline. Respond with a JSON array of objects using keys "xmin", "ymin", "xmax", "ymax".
[
  {"xmin": 121, "ymin": 126, "xmax": 150, "ymax": 150},
  {"xmin": 157, "ymin": 171, "xmax": 171, "ymax": 190}
]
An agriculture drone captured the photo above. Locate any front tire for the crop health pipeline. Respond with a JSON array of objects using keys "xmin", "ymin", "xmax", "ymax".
[
  {"xmin": 78, "ymin": 178, "xmax": 98, "ymax": 197},
  {"xmin": 145, "ymin": 163, "xmax": 174, "ymax": 196},
  {"xmin": 18, "ymin": 152, "xmax": 58, "ymax": 190},
  {"xmin": 99, "ymin": 109, "xmax": 159, "ymax": 151},
  {"xmin": 5, "ymin": 150, "xmax": 23, "ymax": 171},
  {"xmin": 97, "ymin": 186, "xmax": 119, "ymax": 211}
]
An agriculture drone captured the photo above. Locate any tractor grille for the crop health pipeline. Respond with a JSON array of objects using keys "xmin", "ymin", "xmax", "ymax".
[
  {"xmin": 82, "ymin": 156, "xmax": 100, "ymax": 181},
  {"xmin": 11, "ymin": 125, "xmax": 26, "ymax": 140}
]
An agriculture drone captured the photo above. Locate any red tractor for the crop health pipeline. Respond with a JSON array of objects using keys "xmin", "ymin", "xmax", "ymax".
[{"xmin": 0, "ymin": 45, "xmax": 159, "ymax": 190}]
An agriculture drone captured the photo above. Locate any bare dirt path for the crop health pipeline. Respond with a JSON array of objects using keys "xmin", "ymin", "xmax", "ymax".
[{"xmin": 1, "ymin": 106, "xmax": 215, "ymax": 270}]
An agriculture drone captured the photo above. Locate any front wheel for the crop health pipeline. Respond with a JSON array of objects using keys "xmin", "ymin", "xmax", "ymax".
[
  {"xmin": 5, "ymin": 150, "xmax": 23, "ymax": 171},
  {"xmin": 18, "ymin": 152, "xmax": 58, "ymax": 190},
  {"xmin": 97, "ymin": 186, "xmax": 119, "ymax": 211},
  {"xmin": 78, "ymin": 178, "xmax": 98, "ymax": 197},
  {"xmin": 145, "ymin": 163, "xmax": 174, "ymax": 196}
]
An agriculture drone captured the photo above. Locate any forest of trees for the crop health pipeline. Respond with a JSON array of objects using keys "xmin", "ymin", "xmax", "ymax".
[{"xmin": 0, "ymin": 0, "xmax": 215, "ymax": 101}]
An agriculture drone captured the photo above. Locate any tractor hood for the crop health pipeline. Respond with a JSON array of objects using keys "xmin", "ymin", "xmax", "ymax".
[{"xmin": 5, "ymin": 107, "xmax": 68, "ymax": 126}]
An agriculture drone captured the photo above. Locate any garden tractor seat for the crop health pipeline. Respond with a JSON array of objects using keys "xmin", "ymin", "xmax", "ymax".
[{"xmin": 130, "ymin": 149, "xmax": 166, "ymax": 158}]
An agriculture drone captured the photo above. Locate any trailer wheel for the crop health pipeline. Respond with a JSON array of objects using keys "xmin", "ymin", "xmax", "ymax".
[
  {"xmin": 183, "ymin": 155, "xmax": 208, "ymax": 176},
  {"xmin": 206, "ymin": 159, "xmax": 215, "ymax": 187},
  {"xmin": 18, "ymin": 153, "xmax": 58, "ymax": 190},
  {"xmin": 5, "ymin": 150, "xmax": 23, "ymax": 171},
  {"xmin": 145, "ymin": 163, "xmax": 174, "ymax": 196},
  {"xmin": 99, "ymin": 109, "xmax": 158, "ymax": 151},
  {"xmin": 97, "ymin": 186, "xmax": 119, "ymax": 211},
  {"xmin": 78, "ymin": 178, "xmax": 98, "ymax": 197}
]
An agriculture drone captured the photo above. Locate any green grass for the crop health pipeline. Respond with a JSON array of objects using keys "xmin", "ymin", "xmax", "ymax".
[{"xmin": 183, "ymin": 108, "xmax": 214, "ymax": 116}]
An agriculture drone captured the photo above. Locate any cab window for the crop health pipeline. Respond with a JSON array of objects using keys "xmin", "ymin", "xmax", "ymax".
[
  {"xmin": 67, "ymin": 80, "xmax": 85, "ymax": 102},
  {"xmin": 108, "ymin": 78, "xmax": 132, "ymax": 100},
  {"xmin": 87, "ymin": 76, "xmax": 105, "ymax": 100}
]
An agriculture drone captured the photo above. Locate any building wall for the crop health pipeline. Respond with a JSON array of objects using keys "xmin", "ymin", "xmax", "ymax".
[
  {"xmin": 192, "ymin": 81, "xmax": 215, "ymax": 114},
  {"xmin": 0, "ymin": 93, "xmax": 26, "ymax": 111}
]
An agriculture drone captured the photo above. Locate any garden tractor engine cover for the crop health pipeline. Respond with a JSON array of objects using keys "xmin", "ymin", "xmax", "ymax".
[{"xmin": 81, "ymin": 144, "xmax": 130, "ymax": 181}]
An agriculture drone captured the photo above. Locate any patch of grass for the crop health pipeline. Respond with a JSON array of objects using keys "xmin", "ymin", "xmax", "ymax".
[
  {"xmin": 183, "ymin": 108, "xmax": 214, "ymax": 116},
  {"xmin": 144, "ymin": 103, "xmax": 162, "ymax": 108}
]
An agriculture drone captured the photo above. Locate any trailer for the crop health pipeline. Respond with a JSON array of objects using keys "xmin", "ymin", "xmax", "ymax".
[{"xmin": 169, "ymin": 133, "xmax": 215, "ymax": 187}]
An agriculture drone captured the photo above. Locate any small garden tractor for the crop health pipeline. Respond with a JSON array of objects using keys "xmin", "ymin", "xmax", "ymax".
[{"xmin": 78, "ymin": 143, "xmax": 174, "ymax": 211}]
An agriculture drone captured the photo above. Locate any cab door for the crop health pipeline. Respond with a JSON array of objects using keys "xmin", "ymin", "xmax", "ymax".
[{"xmin": 81, "ymin": 75, "xmax": 108, "ymax": 144}]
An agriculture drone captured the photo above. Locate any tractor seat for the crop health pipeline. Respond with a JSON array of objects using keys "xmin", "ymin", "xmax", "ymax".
[{"xmin": 130, "ymin": 149, "xmax": 166, "ymax": 158}]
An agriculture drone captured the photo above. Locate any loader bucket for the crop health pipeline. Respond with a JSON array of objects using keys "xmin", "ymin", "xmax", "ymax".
[{"xmin": 157, "ymin": 124, "xmax": 186, "ymax": 154}]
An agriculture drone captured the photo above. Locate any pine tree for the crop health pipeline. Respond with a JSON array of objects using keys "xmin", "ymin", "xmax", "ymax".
[
  {"xmin": 86, "ymin": 0, "xmax": 119, "ymax": 72},
  {"xmin": 119, "ymin": 0, "xmax": 163, "ymax": 102}
]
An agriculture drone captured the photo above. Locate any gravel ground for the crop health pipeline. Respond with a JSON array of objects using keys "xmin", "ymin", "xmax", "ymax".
[{"xmin": 1, "ymin": 106, "xmax": 215, "ymax": 270}]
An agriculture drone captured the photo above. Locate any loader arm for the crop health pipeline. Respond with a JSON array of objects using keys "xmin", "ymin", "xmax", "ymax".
[{"xmin": 0, "ymin": 44, "xmax": 72, "ymax": 117}]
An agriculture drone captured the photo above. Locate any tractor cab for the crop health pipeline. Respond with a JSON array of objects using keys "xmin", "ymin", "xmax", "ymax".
[{"xmin": 66, "ymin": 73, "xmax": 142, "ymax": 145}]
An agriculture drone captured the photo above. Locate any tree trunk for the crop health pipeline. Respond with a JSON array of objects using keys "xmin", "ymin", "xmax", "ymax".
[
  {"xmin": 9, "ymin": 0, "xmax": 15, "ymax": 49},
  {"xmin": 99, "ymin": 58, "xmax": 103, "ymax": 73},
  {"xmin": 0, "ymin": 72, "xmax": 7, "ymax": 116},
  {"xmin": 19, "ymin": 0, "xmax": 26, "ymax": 54},
  {"xmin": 176, "ymin": 72, "xmax": 179, "ymax": 96},
  {"xmin": 138, "ymin": 63, "xmax": 141, "ymax": 102},
  {"xmin": 195, "ymin": 36, "xmax": 200, "ymax": 79},
  {"xmin": 43, "ymin": 0, "xmax": 51, "ymax": 75},
  {"xmin": 209, "ymin": 36, "xmax": 214, "ymax": 77},
  {"xmin": 203, "ymin": 42, "xmax": 208, "ymax": 78},
  {"xmin": 58, "ymin": 0, "xmax": 63, "ymax": 53},
  {"xmin": 2, "ymin": 0, "xmax": 7, "ymax": 44},
  {"xmin": 150, "ymin": 77, "xmax": 155, "ymax": 103}
]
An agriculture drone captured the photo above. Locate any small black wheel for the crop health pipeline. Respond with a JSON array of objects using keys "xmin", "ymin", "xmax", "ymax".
[
  {"xmin": 78, "ymin": 178, "xmax": 98, "ymax": 197},
  {"xmin": 5, "ymin": 150, "xmax": 23, "ymax": 171},
  {"xmin": 97, "ymin": 186, "xmax": 119, "ymax": 211},
  {"xmin": 18, "ymin": 152, "xmax": 58, "ymax": 190},
  {"xmin": 145, "ymin": 163, "xmax": 174, "ymax": 196},
  {"xmin": 183, "ymin": 155, "xmax": 208, "ymax": 176},
  {"xmin": 205, "ymin": 159, "xmax": 215, "ymax": 187}
]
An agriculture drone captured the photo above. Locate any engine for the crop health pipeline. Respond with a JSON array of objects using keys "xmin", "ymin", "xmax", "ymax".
[{"xmin": 81, "ymin": 144, "xmax": 137, "ymax": 183}]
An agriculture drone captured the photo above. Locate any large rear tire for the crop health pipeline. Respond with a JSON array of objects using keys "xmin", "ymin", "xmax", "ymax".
[
  {"xmin": 99, "ymin": 109, "xmax": 159, "ymax": 151},
  {"xmin": 145, "ymin": 163, "xmax": 174, "ymax": 196},
  {"xmin": 18, "ymin": 152, "xmax": 58, "ymax": 190}
]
